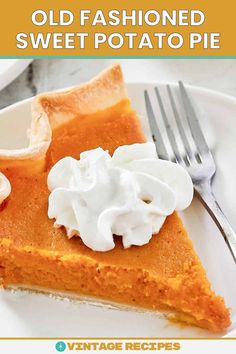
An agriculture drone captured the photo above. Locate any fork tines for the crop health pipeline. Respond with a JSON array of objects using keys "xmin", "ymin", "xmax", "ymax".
[{"xmin": 144, "ymin": 82, "xmax": 212, "ymax": 167}]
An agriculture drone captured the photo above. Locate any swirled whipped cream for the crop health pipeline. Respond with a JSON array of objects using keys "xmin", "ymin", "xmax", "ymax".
[
  {"xmin": 47, "ymin": 143, "xmax": 193, "ymax": 252},
  {"xmin": 0, "ymin": 172, "xmax": 11, "ymax": 205}
]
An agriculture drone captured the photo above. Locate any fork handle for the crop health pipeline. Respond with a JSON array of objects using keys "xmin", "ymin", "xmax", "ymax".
[{"xmin": 194, "ymin": 181, "xmax": 236, "ymax": 264}]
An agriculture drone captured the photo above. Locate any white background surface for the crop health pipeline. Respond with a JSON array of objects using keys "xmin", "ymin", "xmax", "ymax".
[{"xmin": 0, "ymin": 339, "xmax": 235, "ymax": 354}]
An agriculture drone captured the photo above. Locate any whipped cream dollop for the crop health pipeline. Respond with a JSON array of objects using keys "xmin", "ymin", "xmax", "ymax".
[
  {"xmin": 47, "ymin": 143, "xmax": 193, "ymax": 252},
  {"xmin": 0, "ymin": 172, "xmax": 11, "ymax": 205}
]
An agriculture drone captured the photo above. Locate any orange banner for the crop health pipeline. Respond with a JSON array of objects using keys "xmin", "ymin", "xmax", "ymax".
[{"xmin": 0, "ymin": 0, "xmax": 235, "ymax": 57}]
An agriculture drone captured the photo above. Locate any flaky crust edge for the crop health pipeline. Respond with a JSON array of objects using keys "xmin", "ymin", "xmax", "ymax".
[{"xmin": 0, "ymin": 63, "xmax": 127, "ymax": 169}]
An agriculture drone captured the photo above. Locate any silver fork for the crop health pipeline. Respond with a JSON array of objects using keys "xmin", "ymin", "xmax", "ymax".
[{"xmin": 144, "ymin": 82, "xmax": 236, "ymax": 264}]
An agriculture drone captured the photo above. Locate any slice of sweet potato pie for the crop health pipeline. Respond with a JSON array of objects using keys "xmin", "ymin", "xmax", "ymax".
[{"xmin": 0, "ymin": 64, "xmax": 230, "ymax": 333}]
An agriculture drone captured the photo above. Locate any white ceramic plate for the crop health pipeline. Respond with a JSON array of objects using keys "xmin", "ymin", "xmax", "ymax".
[
  {"xmin": 0, "ymin": 59, "xmax": 32, "ymax": 91},
  {"xmin": 0, "ymin": 82, "xmax": 236, "ymax": 338}
]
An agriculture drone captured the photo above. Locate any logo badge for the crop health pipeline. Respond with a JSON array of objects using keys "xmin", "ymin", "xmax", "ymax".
[{"xmin": 55, "ymin": 341, "xmax": 66, "ymax": 352}]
